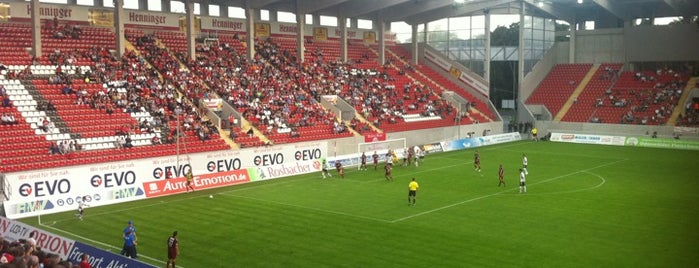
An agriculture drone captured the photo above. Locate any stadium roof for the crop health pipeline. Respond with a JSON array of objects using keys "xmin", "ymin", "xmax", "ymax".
[{"xmin": 207, "ymin": 0, "xmax": 699, "ymax": 25}]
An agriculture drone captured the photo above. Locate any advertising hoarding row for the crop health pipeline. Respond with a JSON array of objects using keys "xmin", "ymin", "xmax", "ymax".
[
  {"xmin": 3, "ymin": 141, "xmax": 327, "ymax": 219},
  {"xmin": 551, "ymin": 132, "xmax": 699, "ymax": 150},
  {"xmin": 5, "ymin": 2, "xmax": 392, "ymax": 42},
  {"xmin": 0, "ymin": 217, "xmax": 156, "ymax": 267}
]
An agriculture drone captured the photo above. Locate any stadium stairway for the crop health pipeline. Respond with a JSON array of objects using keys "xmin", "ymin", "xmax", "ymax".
[
  {"xmin": 668, "ymin": 76, "xmax": 698, "ymax": 125},
  {"xmin": 553, "ymin": 63, "xmax": 600, "ymax": 122},
  {"xmin": 353, "ymin": 111, "xmax": 383, "ymax": 133},
  {"xmin": 382, "ymin": 46, "xmax": 493, "ymax": 123},
  {"xmin": 217, "ymin": 128, "xmax": 240, "ymax": 149},
  {"xmin": 368, "ymin": 47, "xmax": 485, "ymax": 125}
]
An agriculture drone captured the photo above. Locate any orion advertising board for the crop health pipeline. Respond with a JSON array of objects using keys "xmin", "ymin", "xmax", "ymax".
[{"xmin": 0, "ymin": 217, "xmax": 156, "ymax": 267}]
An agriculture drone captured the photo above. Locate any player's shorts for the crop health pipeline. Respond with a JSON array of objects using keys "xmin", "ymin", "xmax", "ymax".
[
  {"xmin": 408, "ymin": 190, "xmax": 416, "ymax": 197},
  {"xmin": 168, "ymin": 248, "xmax": 178, "ymax": 259},
  {"xmin": 519, "ymin": 181, "xmax": 526, "ymax": 187}
]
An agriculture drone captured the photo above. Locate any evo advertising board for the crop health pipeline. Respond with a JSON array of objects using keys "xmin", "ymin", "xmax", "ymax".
[{"xmin": 3, "ymin": 141, "xmax": 327, "ymax": 219}]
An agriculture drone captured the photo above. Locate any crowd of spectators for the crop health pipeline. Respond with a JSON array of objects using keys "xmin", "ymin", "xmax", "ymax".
[
  {"xmin": 0, "ymin": 233, "xmax": 92, "ymax": 268},
  {"xmin": 174, "ymin": 37, "xmax": 346, "ymax": 141},
  {"xmin": 592, "ymin": 67, "xmax": 687, "ymax": 125}
]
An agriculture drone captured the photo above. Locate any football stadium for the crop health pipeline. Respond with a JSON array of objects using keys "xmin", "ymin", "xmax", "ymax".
[{"xmin": 0, "ymin": 0, "xmax": 698, "ymax": 267}]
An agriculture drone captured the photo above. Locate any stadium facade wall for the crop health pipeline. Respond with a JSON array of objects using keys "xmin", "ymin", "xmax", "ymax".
[
  {"xmin": 535, "ymin": 121, "xmax": 698, "ymax": 141},
  {"xmin": 573, "ymin": 24, "xmax": 699, "ymax": 64},
  {"xmin": 624, "ymin": 23, "xmax": 699, "ymax": 62},
  {"xmin": 574, "ymin": 28, "xmax": 625, "ymax": 63}
]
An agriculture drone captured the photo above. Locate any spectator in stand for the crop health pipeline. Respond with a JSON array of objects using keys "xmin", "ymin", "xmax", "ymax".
[
  {"xmin": 59, "ymin": 141, "xmax": 70, "ymax": 155},
  {"xmin": 124, "ymin": 136, "xmax": 133, "ymax": 148},
  {"xmin": 151, "ymin": 135, "xmax": 162, "ymax": 145},
  {"xmin": 1, "ymin": 113, "xmax": 16, "ymax": 125},
  {"xmin": 1, "ymin": 95, "xmax": 11, "ymax": 107},
  {"xmin": 49, "ymin": 142, "xmax": 60, "ymax": 155}
]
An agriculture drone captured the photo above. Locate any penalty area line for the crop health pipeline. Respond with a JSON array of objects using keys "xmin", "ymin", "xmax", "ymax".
[{"xmin": 390, "ymin": 159, "xmax": 627, "ymax": 223}]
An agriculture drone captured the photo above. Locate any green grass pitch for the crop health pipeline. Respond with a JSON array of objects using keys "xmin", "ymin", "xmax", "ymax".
[{"xmin": 21, "ymin": 141, "xmax": 699, "ymax": 267}]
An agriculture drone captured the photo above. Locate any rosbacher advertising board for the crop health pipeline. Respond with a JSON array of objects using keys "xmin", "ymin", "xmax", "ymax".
[{"xmin": 3, "ymin": 141, "xmax": 327, "ymax": 219}]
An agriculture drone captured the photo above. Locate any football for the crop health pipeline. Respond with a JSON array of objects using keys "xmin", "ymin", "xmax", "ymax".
[{"xmin": 209, "ymin": 195, "xmax": 213, "ymax": 199}]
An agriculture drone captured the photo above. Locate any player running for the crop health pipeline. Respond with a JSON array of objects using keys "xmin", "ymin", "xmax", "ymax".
[
  {"xmin": 474, "ymin": 150, "xmax": 481, "ymax": 172},
  {"xmin": 335, "ymin": 161, "xmax": 345, "ymax": 178},
  {"xmin": 75, "ymin": 196, "xmax": 89, "ymax": 220},
  {"xmin": 185, "ymin": 170, "xmax": 195, "ymax": 193},
  {"xmin": 384, "ymin": 163, "xmax": 393, "ymax": 181},
  {"xmin": 498, "ymin": 164, "xmax": 506, "ymax": 187},
  {"xmin": 321, "ymin": 159, "xmax": 332, "ymax": 178}
]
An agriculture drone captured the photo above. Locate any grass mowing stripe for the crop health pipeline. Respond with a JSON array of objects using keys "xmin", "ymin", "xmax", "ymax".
[{"xmin": 224, "ymin": 193, "xmax": 393, "ymax": 223}]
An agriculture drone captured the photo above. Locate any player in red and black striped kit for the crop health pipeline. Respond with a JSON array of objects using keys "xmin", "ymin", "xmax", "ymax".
[
  {"xmin": 372, "ymin": 151, "xmax": 379, "ymax": 170},
  {"xmin": 498, "ymin": 164, "xmax": 506, "ymax": 187}
]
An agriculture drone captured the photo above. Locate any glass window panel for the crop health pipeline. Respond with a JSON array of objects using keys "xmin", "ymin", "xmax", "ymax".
[
  {"xmin": 40, "ymin": 0, "xmax": 67, "ymax": 3},
  {"xmin": 228, "ymin": 7, "xmax": 245, "ymax": 18},
  {"xmin": 103, "ymin": 0, "xmax": 114, "ymax": 7},
  {"xmin": 305, "ymin": 14, "xmax": 313, "ymax": 24},
  {"xmin": 523, "ymin": 29, "xmax": 533, "ymax": 40},
  {"xmin": 171, "ymin": 1, "xmax": 185, "ymax": 13},
  {"xmin": 449, "ymin": 17, "xmax": 469, "ymax": 30},
  {"xmin": 533, "ymin": 17, "xmax": 544, "ymax": 30},
  {"xmin": 523, "ymin": 16, "xmax": 533, "ymax": 28},
  {"xmin": 123, "ymin": 1, "xmax": 139, "ymax": 9},
  {"xmin": 76, "ymin": 0, "xmax": 93, "ymax": 5},
  {"xmin": 277, "ymin": 11, "xmax": 295, "ymax": 23},
  {"xmin": 260, "ymin": 9, "xmax": 269, "ymax": 21},
  {"xmin": 320, "ymin": 15, "xmax": 337, "ymax": 26},
  {"xmin": 396, "ymin": 33, "xmax": 412, "ymax": 44},
  {"xmin": 147, "ymin": 0, "xmax": 161, "ymax": 11},
  {"xmin": 532, "ymin": 39, "xmax": 543, "ymax": 49},
  {"xmin": 357, "ymin": 19, "xmax": 372, "ymax": 29},
  {"xmin": 471, "ymin": 28, "xmax": 485, "ymax": 39},
  {"xmin": 429, "ymin": 18, "xmax": 448, "ymax": 31},
  {"xmin": 471, "ymin": 15, "xmax": 485, "ymax": 29},
  {"xmin": 533, "ymin": 29, "xmax": 544, "ymax": 40},
  {"xmin": 209, "ymin": 5, "xmax": 220, "ymax": 17},
  {"xmin": 429, "ymin": 31, "xmax": 449, "ymax": 42},
  {"xmin": 545, "ymin": 19, "xmax": 555, "ymax": 31},
  {"xmin": 428, "ymin": 41, "xmax": 447, "ymax": 50},
  {"xmin": 391, "ymin": 21, "xmax": 411, "ymax": 34},
  {"xmin": 452, "ymin": 29, "xmax": 470, "ymax": 40}
]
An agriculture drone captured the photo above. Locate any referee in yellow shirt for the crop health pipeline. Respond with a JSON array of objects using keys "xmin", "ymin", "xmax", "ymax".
[{"xmin": 408, "ymin": 178, "xmax": 419, "ymax": 206}]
